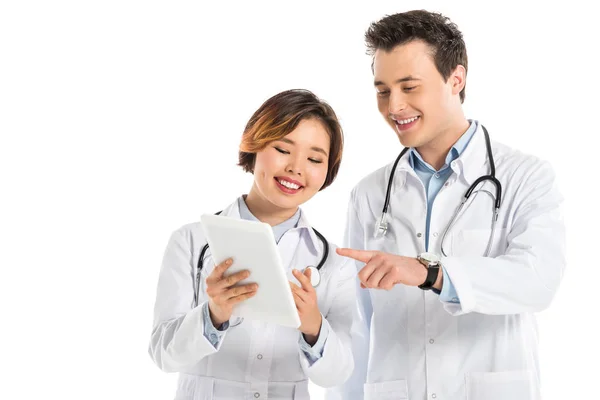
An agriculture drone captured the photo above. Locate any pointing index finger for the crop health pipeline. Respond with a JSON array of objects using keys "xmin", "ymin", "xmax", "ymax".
[{"xmin": 336, "ymin": 248, "xmax": 376, "ymax": 263}]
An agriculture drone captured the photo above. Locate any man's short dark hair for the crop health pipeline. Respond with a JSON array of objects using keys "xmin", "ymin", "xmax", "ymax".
[{"xmin": 365, "ymin": 10, "xmax": 468, "ymax": 103}]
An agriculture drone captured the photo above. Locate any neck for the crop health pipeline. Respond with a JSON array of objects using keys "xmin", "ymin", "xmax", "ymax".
[
  {"xmin": 417, "ymin": 117, "xmax": 470, "ymax": 170},
  {"xmin": 244, "ymin": 186, "xmax": 298, "ymax": 226}
]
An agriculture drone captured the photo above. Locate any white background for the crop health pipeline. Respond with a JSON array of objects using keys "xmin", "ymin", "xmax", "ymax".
[{"xmin": 1, "ymin": 1, "xmax": 598, "ymax": 399}]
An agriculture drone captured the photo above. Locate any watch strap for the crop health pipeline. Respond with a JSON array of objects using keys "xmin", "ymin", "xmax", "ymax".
[{"xmin": 418, "ymin": 263, "xmax": 440, "ymax": 290}]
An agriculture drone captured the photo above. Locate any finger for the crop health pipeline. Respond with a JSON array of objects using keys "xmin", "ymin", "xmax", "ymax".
[
  {"xmin": 227, "ymin": 289, "xmax": 258, "ymax": 305},
  {"xmin": 336, "ymin": 248, "xmax": 376, "ymax": 263},
  {"xmin": 289, "ymin": 282, "xmax": 309, "ymax": 303},
  {"xmin": 365, "ymin": 264, "xmax": 389, "ymax": 289},
  {"xmin": 217, "ymin": 269, "xmax": 251, "ymax": 290},
  {"xmin": 357, "ymin": 258, "xmax": 383, "ymax": 286},
  {"xmin": 223, "ymin": 283, "xmax": 258, "ymax": 300},
  {"xmin": 360, "ymin": 282, "xmax": 367, "ymax": 289},
  {"xmin": 379, "ymin": 274, "xmax": 396, "ymax": 291},
  {"xmin": 293, "ymin": 269, "xmax": 314, "ymax": 292},
  {"xmin": 206, "ymin": 258, "xmax": 233, "ymax": 283},
  {"xmin": 304, "ymin": 267, "xmax": 311, "ymax": 279},
  {"xmin": 292, "ymin": 291, "xmax": 305, "ymax": 308}
]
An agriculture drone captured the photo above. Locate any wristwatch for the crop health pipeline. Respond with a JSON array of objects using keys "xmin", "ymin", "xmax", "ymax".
[{"xmin": 417, "ymin": 252, "xmax": 441, "ymax": 291}]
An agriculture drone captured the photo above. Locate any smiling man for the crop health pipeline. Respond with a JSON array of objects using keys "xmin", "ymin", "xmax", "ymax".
[{"xmin": 328, "ymin": 10, "xmax": 566, "ymax": 400}]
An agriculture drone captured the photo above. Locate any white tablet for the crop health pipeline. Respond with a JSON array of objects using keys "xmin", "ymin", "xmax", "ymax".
[{"xmin": 200, "ymin": 213, "xmax": 301, "ymax": 329}]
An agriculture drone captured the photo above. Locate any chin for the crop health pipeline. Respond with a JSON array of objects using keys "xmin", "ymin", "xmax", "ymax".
[
  {"xmin": 268, "ymin": 191, "xmax": 305, "ymax": 210},
  {"xmin": 391, "ymin": 125, "xmax": 423, "ymax": 148}
]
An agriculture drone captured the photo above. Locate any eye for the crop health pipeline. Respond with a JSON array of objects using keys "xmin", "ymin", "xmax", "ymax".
[
  {"xmin": 308, "ymin": 158, "xmax": 323, "ymax": 164},
  {"xmin": 403, "ymin": 86, "xmax": 417, "ymax": 92},
  {"xmin": 377, "ymin": 90, "xmax": 390, "ymax": 97},
  {"xmin": 274, "ymin": 147, "xmax": 289, "ymax": 155}
]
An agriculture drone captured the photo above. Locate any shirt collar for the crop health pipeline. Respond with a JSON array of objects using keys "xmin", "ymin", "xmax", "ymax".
[
  {"xmin": 453, "ymin": 122, "xmax": 489, "ymax": 185},
  {"xmin": 409, "ymin": 119, "xmax": 478, "ymax": 172},
  {"xmin": 237, "ymin": 196, "xmax": 301, "ymax": 230},
  {"xmin": 388, "ymin": 120, "xmax": 488, "ymax": 187}
]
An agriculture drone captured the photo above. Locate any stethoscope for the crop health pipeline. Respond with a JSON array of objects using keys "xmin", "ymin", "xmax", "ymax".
[
  {"xmin": 374, "ymin": 125, "xmax": 502, "ymax": 257},
  {"xmin": 194, "ymin": 212, "xmax": 329, "ymax": 307}
]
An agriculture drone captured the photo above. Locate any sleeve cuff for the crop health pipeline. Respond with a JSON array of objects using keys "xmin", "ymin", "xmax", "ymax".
[
  {"xmin": 298, "ymin": 316, "xmax": 330, "ymax": 364},
  {"xmin": 439, "ymin": 267, "xmax": 461, "ymax": 303},
  {"xmin": 202, "ymin": 302, "xmax": 228, "ymax": 348},
  {"xmin": 439, "ymin": 256, "xmax": 476, "ymax": 315}
]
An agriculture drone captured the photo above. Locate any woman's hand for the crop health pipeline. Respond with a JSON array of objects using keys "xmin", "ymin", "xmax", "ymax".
[
  {"xmin": 206, "ymin": 258, "xmax": 258, "ymax": 328},
  {"xmin": 290, "ymin": 268, "xmax": 322, "ymax": 345}
]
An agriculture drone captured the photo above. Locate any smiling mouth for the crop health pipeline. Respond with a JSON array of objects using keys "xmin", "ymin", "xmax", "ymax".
[
  {"xmin": 274, "ymin": 177, "xmax": 304, "ymax": 194},
  {"xmin": 392, "ymin": 115, "xmax": 420, "ymax": 131},
  {"xmin": 394, "ymin": 116, "xmax": 420, "ymax": 125}
]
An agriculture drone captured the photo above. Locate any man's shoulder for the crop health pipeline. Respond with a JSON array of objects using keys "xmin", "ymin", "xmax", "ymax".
[
  {"xmin": 349, "ymin": 162, "xmax": 394, "ymax": 199},
  {"xmin": 492, "ymin": 140, "xmax": 552, "ymax": 178}
]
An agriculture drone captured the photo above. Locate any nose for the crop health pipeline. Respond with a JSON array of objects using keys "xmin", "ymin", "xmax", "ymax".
[
  {"xmin": 388, "ymin": 92, "xmax": 407, "ymax": 116},
  {"xmin": 286, "ymin": 154, "xmax": 303, "ymax": 176}
]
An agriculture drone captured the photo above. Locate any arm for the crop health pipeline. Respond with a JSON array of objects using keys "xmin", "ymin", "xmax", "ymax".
[
  {"xmin": 298, "ymin": 314, "xmax": 330, "ymax": 364},
  {"xmin": 299, "ymin": 257, "xmax": 357, "ymax": 388},
  {"xmin": 327, "ymin": 193, "xmax": 371, "ymax": 399},
  {"xmin": 441, "ymin": 161, "xmax": 566, "ymax": 315},
  {"xmin": 148, "ymin": 230, "xmax": 223, "ymax": 372},
  {"xmin": 201, "ymin": 301, "xmax": 230, "ymax": 348}
]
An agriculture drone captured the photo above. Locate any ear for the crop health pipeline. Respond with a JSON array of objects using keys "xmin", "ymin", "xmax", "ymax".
[{"xmin": 450, "ymin": 64, "xmax": 467, "ymax": 97}]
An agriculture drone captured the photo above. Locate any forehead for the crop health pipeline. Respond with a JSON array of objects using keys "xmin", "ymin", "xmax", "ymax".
[
  {"xmin": 286, "ymin": 118, "xmax": 329, "ymax": 140},
  {"xmin": 373, "ymin": 40, "xmax": 439, "ymax": 82}
]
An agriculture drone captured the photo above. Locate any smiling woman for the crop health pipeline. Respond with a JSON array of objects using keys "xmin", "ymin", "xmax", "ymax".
[
  {"xmin": 238, "ymin": 90, "xmax": 343, "ymax": 223},
  {"xmin": 148, "ymin": 89, "xmax": 355, "ymax": 400},
  {"xmin": 238, "ymin": 89, "xmax": 343, "ymax": 191}
]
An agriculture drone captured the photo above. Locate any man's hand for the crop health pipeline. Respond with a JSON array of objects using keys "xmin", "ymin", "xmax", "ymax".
[{"xmin": 336, "ymin": 248, "xmax": 442, "ymax": 290}]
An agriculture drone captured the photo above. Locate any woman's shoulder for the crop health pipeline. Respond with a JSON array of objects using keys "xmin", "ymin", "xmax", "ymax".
[
  {"xmin": 167, "ymin": 198, "xmax": 240, "ymax": 244},
  {"xmin": 165, "ymin": 220, "xmax": 206, "ymax": 250}
]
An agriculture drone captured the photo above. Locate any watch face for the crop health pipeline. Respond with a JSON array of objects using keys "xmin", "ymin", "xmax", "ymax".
[{"xmin": 420, "ymin": 252, "xmax": 440, "ymax": 263}]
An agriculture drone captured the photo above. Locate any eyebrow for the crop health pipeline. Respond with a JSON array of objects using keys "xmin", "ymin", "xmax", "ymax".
[
  {"xmin": 279, "ymin": 138, "xmax": 329, "ymax": 157},
  {"xmin": 374, "ymin": 76, "xmax": 421, "ymax": 86}
]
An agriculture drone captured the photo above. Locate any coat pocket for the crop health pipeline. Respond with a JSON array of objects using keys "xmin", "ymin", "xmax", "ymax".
[
  {"xmin": 364, "ymin": 379, "xmax": 409, "ymax": 400},
  {"xmin": 466, "ymin": 370, "xmax": 538, "ymax": 400}
]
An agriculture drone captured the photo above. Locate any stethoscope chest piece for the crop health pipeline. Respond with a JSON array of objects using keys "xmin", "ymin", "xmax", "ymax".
[{"xmin": 303, "ymin": 265, "xmax": 321, "ymax": 287}]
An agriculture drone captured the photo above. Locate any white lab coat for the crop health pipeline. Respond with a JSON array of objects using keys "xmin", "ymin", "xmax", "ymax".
[
  {"xmin": 149, "ymin": 199, "xmax": 355, "ymax": 400},
  {"xmin": 327, "ymin": 124, "xmax": 565, "ymax": 400}
]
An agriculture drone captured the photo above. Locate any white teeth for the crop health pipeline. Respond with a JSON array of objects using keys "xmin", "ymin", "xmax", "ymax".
[
  {"xmin": 278, "ymin": 179, "xmax": 300, "ymax": 190},
  {"xmin": 396, "ymin": 116, "xmax": 419, "ymax": 125}
]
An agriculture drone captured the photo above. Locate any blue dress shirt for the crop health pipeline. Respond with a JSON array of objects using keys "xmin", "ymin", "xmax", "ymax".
[{"xmin": 409, "ymin": 120, "xmax": 478, "ymax": 303}]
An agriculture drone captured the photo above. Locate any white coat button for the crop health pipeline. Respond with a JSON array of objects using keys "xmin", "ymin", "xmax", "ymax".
[
  {"xmin": 433, "ymin": 232, "xmax": 439, "ymax": 237},
  {"xmin": 429, "ymin": 339, "xmax": 435, "ymax": 344},
  {"xmin": 257, "ymin": 354, "xmax": 263, "ymax": 360},
  {"xmin": 432, "ymin": 394, "xmax": 437, "ymax": 399},
  {"xmin": 417, "ymin": 233, "xmax": 422, "ymax": 238},
  {"xmin": 444, "ymin": 182, "xmax": 450, "ymax": 187},
  {"xmin": 254, "ymin": 393, "xmax": 260, "ymax": 398}
]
